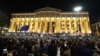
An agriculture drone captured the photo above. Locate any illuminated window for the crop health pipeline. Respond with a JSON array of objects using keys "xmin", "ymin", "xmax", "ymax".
[
  {"xmin": 66, "ymin": 21, "xmax": 69, "ymax": 23},
  {"xmin": 32, "ymin": 28, "xmax": 34, "ymax": 29},
  {"xmin": 61, "ymin": 24, "xmax": 65, "ymax": 26},
  {"xmin": 71, "ymin": 21, "xmax": 74, "ymax": 23},
  {"xmin": 61, "ymin": 21, "xmax": 64, "ymax": 22},
  {"xmin": 32, "ymin": 24, "xmax": 35, "ymax": 26},
  {"xmin": 33, "ymin": 21, "xmax": 35, "ymax": 25},
  {"xmin": 72, "ymin": 24, "xmax": 74, "ymax": 27},
  {"xmin": 38, "ymin": 22, "xmax": 40, "ymax": 28},
  {"xmin": 67, "ymin": 25, "xmax": 69, "ymax": 27},
  {"xmin": 73, "ymin": 28, "xmax": 75, "ymax": 30},
  {"xmin": 61, "ymin": 28, "xmax": 65, "ymax": 30},
  {"xmin": 67, "ymin": 28, "xmax": 69, "ymax": 30},
  {"xmin": 52, "ymin": 22, "xmax": 55, "ymax": 32}
]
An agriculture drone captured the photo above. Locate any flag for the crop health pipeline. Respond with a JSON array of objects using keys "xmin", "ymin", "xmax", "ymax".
[{"xmin": 20, "ymin": 25, "xmax": 29, "ymax": 31}]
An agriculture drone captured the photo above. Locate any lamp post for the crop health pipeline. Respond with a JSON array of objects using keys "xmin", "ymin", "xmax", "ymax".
[
  {"xmin": 74, "ymin": 6, "xmax": 82, "ymax": 12},
  {"xmin": 74, "ymin": 6, "xmax": 82, "ymax": 34}
]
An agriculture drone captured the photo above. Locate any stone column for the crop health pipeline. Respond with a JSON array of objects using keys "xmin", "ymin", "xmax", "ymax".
[
  {"xmin": 39, "ymin": 17, "xmax": 42, "ymax": 33},
  {"xmin": 9, "ymin": 19, "xmax": 15, "ymax": 32},
  {"xmin": 44, "ymin": 21, "xmax": 47, "ymax": 33},
  {"xmin": 69, "ymin": 17, "xmax": 72, "ymax": 33},
  {"xmin": 65, "ymin": 17, "xmax": 67, "ymax": 33},
  {"xmin": 85, "ymin": 17, "xmax": 91, "ymax": 33},
  {"xmin": 16, "ymin": 18, "xmax": 20, "ymax": 32},
  {"xmin": 61, "ymin": 17, "xmax": 66, "ymax": 33},
  {"xmin": 38, "ymin": 18, "xmax": 41, "ymax": 33},
  {"xmin": 55, "ymin": 17, "xmax": 60, "ymax": 33},
  {"xmin": 44, "ymin": 17, "xmax": 47, "ymax": 33},
  {"xmin": 87, "ymin": 17, "xmax": 91, "ymax": 33},
  {"xmin": 74, "ymin": 18, "xmax": 77, "ymax": 33},
  {"xmin": 42, "ymin": 17, "xmax": 46, "ymax": 33},
  {"xmin": 54, "ymin": 17, "xmax": 57, "ymax": 33},
  {"xmin": 67, "ymin": 18, "xmax": 70, "ymax": 33},
  {"xmin": 19, "ymin": 18, "xmax": 25, "ymax": 32},
  {"xmin": 28, "ymin": 19, "xmax": 34, "ymax": 32},
  {"xmin": 34, "ymin": 18, "xmax": 39, "ymax": 32},
  {"xmin": 60, "ymin": 17, "xmax": 62, "ymax": 33},
  {"xmin": 51, "ymin": 17, "xmax": 55, "ymax": 33},
  {"xmin": 49, "ymin": 18, "xmax": 52, "ymax": 33},
  {"xmin": 80, "ymin": 17, "xmax": 85, "ymax": 33},
  {"xmin": 64, "ymin": 18, "xmax": 66, "ymax": 33},
  {"xmin": 76, "ymin": 17, "xmax": 80, "ymax": 33},
  {"xmin": 58, "ymin": 17, "xmax": 61, "ymax": 33}
]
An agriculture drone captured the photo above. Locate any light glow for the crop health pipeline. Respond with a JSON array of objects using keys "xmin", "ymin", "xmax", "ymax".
[{"xmin": 74, "ymin": 6, "xmax": 82, "ymax": 12}]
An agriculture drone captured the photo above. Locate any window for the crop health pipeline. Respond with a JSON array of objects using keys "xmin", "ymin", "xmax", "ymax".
[
  {"xmin": 67, "ymin": 24, "xmax": 69, "ymax": 27},
  {"xmin": 32, "ymin": 24, "xmax": 34, "ymax": 26},
  {"xmin": 32, "ymin": 22, "xmax": 35, "ymax": 26},
  {"xmin": 52, "ymin": 22, "xmax": 55, "ymax": 32},
  {"xmin": 72, "ymin": 24, "xmax": 74, "ymax": 27},
  {"xmin": 71, "ymin": 21, "xmax": 74, "ymax": 24},
  {"xmin": 67, "ymin": 28, "xmax": 69, "ymax": 30},
  {"xmin": 61, "ymin": 28, "xmax": 65, "ymax": 30},
  {"xmin": 73, "ymin": 28, "xmax": 75, "ymax": 30},
  {"xmin": 66, "ymin": 21, "xmax": 69, "ymax": 23},
  {"xmin": 61, "ymin": 24, "xmax": 65, "ymax": 26}
]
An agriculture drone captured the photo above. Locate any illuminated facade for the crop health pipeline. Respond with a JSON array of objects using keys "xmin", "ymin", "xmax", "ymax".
[
  {"xmin": 91, "ymin": 22, "xmax": 100, "ymax": 36},
  {"xmin": 8, "ymin": 7, "xmax": 91, "ymax": 34}
]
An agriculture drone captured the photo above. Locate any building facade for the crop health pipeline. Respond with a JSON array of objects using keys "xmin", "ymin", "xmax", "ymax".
[
  {"xmin": 91, "ymin": 22, "xmax": 100, "ymax": 36},
  {"xmin": 8, "ymin": 7, "xmax": 91, "ymax": 34}
]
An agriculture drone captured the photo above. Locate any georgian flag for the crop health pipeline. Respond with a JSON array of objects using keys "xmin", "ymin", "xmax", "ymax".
[{"xmin": 20, "ymin": 25, "xmax": 29, "ymax": 31}]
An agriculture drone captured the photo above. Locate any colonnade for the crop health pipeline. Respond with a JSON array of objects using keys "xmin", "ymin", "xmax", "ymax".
[{"xmin": 8, "ymin": 16, "xmax": 91, "ymax": 33}]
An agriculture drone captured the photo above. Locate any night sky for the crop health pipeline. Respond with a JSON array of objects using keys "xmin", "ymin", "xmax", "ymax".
[{"xmin": 0, "ymin": 0, "xmax": 100, "ymax": 26}]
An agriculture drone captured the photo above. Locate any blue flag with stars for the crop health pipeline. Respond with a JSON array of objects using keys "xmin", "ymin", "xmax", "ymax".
[{"xmin": 20, "ymin": 25, "xmax": 29, "ymax": 31}]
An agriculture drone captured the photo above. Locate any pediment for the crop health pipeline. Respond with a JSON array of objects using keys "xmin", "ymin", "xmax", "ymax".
[{"xmin": 35, "ymin": 7, "xmax": 61, "ymax": 12}]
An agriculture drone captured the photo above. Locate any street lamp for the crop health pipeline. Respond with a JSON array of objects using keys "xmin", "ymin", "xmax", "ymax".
[
  {"xmin": 74, "ymin": 6, "xmax": 82, "ymax": 12},
  {"xmin": 74, "ymin": 6, "xmax": 82, "ymax": 34}
]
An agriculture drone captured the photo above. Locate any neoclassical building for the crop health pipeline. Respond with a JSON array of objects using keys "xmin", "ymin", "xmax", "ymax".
[
  {"xmin": 8, "ymin": 7, "xmax": 91, "ymax": 34},
  {"xmin": 91, "ymin": 22, "xmax": 100, "ymax": 36}
]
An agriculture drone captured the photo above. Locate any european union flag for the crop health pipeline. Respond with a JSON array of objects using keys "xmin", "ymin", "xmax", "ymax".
[{"xmin": 20, "ymin": 25, "xmax": 29, "ymax": 31}]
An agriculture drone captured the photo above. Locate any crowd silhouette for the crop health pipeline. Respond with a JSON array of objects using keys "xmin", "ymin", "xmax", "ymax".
[{"xmin": 0, "ymin": 35, "xmax": 100, "ymax": 56}]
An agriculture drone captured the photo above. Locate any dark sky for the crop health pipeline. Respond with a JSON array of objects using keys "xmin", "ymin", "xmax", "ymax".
[{"xmin": 0, "ymin": 0, "xmax": 100, "ymax": 26}]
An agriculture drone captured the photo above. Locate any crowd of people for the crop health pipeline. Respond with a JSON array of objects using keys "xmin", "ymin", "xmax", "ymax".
[{"xmin": 0, "ymin": 35, "xmax": 100, "ymax": 56}]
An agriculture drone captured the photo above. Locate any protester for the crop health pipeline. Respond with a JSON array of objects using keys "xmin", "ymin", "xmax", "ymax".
[{"xmin": 0, "ymin": 35, "xmax": 99, "ymax": 56}]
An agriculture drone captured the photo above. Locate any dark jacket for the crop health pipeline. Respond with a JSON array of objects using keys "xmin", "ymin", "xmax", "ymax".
[{"xmin": 80, "ymin": 45, "xmax": 91, "ymax": 56}]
